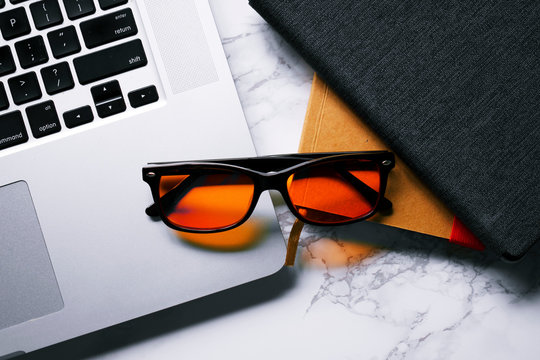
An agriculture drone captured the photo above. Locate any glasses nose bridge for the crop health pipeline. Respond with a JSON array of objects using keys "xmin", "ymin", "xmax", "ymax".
[{"xmin": 257, "ymin": 171, "xmax": 287, "ymax": 192}]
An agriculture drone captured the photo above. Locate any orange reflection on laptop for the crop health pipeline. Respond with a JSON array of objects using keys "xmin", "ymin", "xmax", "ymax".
[{"xmin": 173, "ymin": 218, "xmax": 266, "ymax": 251}]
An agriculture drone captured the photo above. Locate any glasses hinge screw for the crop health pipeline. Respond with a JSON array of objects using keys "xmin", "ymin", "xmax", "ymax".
[
  {"xmin": 382, "ymin": 160, "xmax": 392, "ymax": 166},
  {"xmin": 147, "ymin": 172, "xmax": 156, "ymax": 178}
]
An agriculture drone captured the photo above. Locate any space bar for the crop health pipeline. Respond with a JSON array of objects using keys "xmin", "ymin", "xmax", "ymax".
[{"xmin": 73, "ymin": 39, "xmax": 148, "ymax": 85}]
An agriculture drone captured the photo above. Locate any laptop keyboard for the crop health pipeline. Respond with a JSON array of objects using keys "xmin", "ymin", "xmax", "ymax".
[{"xmin": 0, "ymin": 0, "xmax": 159, "ymax": 151}]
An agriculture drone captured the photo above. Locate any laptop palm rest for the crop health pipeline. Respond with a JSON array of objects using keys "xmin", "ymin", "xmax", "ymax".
[{"xmin": 0, "ymin": 181, "xmax": 63, "ymax": 330}]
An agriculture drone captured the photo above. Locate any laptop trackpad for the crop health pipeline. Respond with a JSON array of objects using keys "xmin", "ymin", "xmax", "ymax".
[{"xmin": 0, "ymin": 181, "xmax": 63, "ymax": 330}]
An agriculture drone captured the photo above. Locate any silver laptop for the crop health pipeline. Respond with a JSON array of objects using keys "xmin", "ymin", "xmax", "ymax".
[{"xmin": 0, "ymin": 0, "xmax": 285, "ymax": 356}]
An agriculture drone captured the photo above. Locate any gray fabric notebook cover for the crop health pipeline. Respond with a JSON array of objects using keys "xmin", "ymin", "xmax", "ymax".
[{"xmin": 250, "ymin": 0, "xmax": 540, "ymax": 260}]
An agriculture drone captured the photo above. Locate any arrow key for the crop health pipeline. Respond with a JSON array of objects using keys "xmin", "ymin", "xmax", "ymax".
[
  {"xmin": 91, "ymin": 79, "xmax": 121, "ymax": 105},
  {"xmin": 91, "ymin": 80, "xmax": 125, "ymax": 118},
  {"xmin": 128, "ymin": 85, "xmax": 158, "ymax": 108},
  {"xmin": 63, "ymin": 105, "xmax": 93, "ymax": 128},
  {"xmin": 96, "ymin": 98, "xmax": 126, "ymax": 118}
]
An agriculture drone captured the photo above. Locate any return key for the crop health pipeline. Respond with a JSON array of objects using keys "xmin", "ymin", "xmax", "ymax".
[{"xmin": 80, "ymin": 8, "xmax": 138, "ymax": 49}]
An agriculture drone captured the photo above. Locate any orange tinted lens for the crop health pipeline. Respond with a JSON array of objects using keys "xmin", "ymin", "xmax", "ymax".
[
  {"xmin": 286, "ymin": 160, "xmax": 380, "ymax": 224},
  {"xmin": 159, "ymin": 171, "xmax": 255, "ymax": 231}
]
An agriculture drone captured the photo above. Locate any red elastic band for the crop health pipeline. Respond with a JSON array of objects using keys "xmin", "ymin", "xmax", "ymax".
[{"xmin": 449, "ymin": 216, "xmax": 485, "ymax": 251}]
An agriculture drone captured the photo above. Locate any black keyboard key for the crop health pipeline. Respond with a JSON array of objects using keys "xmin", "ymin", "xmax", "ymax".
[
  {"xmin": 40, "ymin": 61, "xmax": 74, "ymax": 95},
  {"xmin": 30, "ymin": 0, "xmax": 63, "ymax": 30},
  {"xmin": 63, "ymin": 105, "xmax": 93, "ymax": 128},
  {"xmin": 62, "ymin": 0, "xmax": 95, "ymax": 20},
  {"xmin": 47, "ymin": 25, "xmax": 81, "ymax": 59},
  {"xmin": 98, "ymin": 0, "xmax": 126, "ymax": 10},
  {"xmin": 73, "ymin": 39, "xmax": 147, "ymax": 85},
  {"xmin": 0, "ymin": 111, "xmax": 28, "ymax": 150},
  {"xmin": 95, "ymin": 98, "xmax": 125, "ymax": 118},
  {"xmin": 0, "ymin": 7, "xmax": 31, "ymax": 40},
  {"xmin": 15, "ymin": 36, "xmax": 49, "ymax": 69},
  {"xmin": 26, "ymin": 100, "xmax": 61, "ymax": 138},
  {"xmin": 80, "ymin": 8, "xmax": 137, "ymax": 49},
  {"xmin": 0, "ymin": 82, "xmax": 9, "ymax": 110},
  {"xmin": 90, "ymin": 79, "xmax": 121, "ymax": 103},
  {"xmin": 128, "ymin": 85, "xmax": 158, "ymax": 108},
  {"xmin": 8, "ymin": 72, "xmax": 42, "ymax": 105},
  {"xmin": 91, "ymin": 80, "xmax": 125, "ymax": 118},
  {"xmin": 10, "ymin": 0, "xmax": 30, "ymax": 3},
  {"xmin": 0, "ymin": 0, "xmax": 5, "ymax": 9},
  {"xmin": 0, "ymin": 46, "xmax": 16, "ymax": 77}
]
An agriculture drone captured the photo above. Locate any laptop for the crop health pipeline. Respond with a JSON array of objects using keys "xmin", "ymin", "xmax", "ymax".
[{"xmin": 0, "ymin": 0, "xmax": 286, "ymax": 357}]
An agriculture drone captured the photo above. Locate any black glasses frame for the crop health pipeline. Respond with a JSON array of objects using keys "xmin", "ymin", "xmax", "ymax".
[{"xmin": 142, "ymin": 151, "xmax": 394, "ymax": 233}]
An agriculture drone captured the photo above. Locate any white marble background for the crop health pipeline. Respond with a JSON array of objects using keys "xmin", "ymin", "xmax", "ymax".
[{"xmin": 27, "ymin": 0, "xmax": 540, "ymax": 359}]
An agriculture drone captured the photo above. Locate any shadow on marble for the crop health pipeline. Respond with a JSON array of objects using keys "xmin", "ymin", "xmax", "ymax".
[
  {"xmin": 21, "ymin": 267, "xmax": 296, "ymax": 360},
  {"xmin": 298, "ymin": 220, "xmax": 540, "ymax": 300}
]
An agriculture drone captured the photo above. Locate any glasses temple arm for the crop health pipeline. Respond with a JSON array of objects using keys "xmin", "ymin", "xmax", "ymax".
[
  {"xmin": 285, "ymin": 219, "xmax": 304, "ymax": 266},
  {"xmin": 378, "ymin": 195, "xmax": 393, "ymax": 212},
  {"xmin": 145, "ymin": 202, "xmax": 160, "ymax": 217},
  {"xmin": 145, "ymin": 175, "xmax": 199, "ymax": 217},
  {"xmin": 336, "ymin": 168, "xmax": 392, "ymax": 211}
]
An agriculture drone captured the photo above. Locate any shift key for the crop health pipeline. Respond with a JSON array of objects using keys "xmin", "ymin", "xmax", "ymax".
[
  {"xmin": 0, "ymin": 111, "xmax": 29, "ymax": 151},
  {"xmin": 73, "ymin": 39, "xmax": 147, "ymax": 85}
]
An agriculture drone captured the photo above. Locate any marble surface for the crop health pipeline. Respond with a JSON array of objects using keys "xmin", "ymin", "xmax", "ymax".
[{"xmin": 27, "ymin": 0, "xmax": 540, "ymax": 359}]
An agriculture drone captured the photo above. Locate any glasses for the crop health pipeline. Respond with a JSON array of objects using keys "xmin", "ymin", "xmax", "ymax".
[{"xmin": 143, "ymin": 151, "xmax": 394, "ymax": 233}]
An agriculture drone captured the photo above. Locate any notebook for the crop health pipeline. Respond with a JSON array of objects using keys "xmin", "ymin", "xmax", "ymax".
[
  {"xmin": 300, "ymin": 73, "xmax": 484, "ymax": 250},
  {"xmin": 0, "ymin": 0, "xmax": 285, "ymax": 357},
  {"xmin": 250, "ymin": 0, "xmax": 540, "ymax": 260}
]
